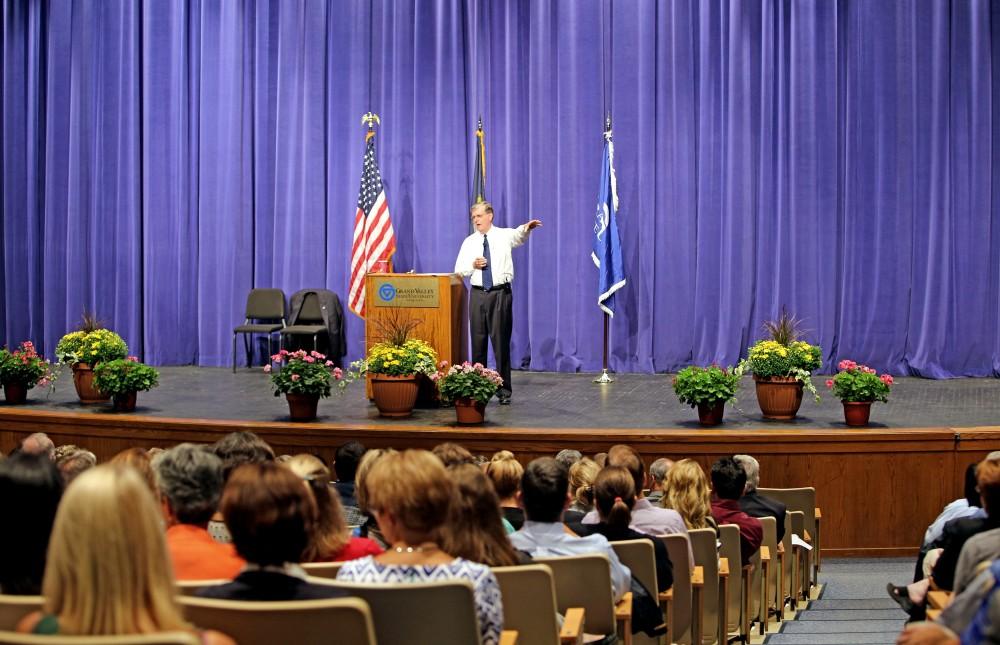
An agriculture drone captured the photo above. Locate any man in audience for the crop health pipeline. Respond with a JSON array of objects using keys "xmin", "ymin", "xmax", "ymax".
[
  {"xmin": 509, "ymin": 457, "xmax": 631, "ymax": 600},
  {"xmin": 55, "ymin": 447, "xmax": 97, "ymax": 485},
  {"xmin": 432, "ymin": 442, "xmax": 476, "ymax": 468},
  {"xmin": 211, "ymin": 431, "xmax": 275, "ymax": 483},
  {"xmin": 20, "ymin": 433, "xmax": 55, "ymax": 460},
  {"xmin": 333, "ymin": 440, "xmax": 366, "ymax": 512},
  {"xmin": 733, "ymin": 454, "xmax": 786, "ymax": 542},
  {"xmin": 153, "ymin": 443, "xmax": 245, "ymax": 580},
  {"xmin": 710, "ymin": 456, "xmax": 763, "ymax": 567},
  {"xmin": 555, "ymin": 449, "xmax": 583, "ymax": 470},
  {"xmin": 647, "ymin": 457, "xmax": 674, "ymax": 505}
]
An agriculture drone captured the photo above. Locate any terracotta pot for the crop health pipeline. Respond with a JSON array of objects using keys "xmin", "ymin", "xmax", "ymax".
[
  {"xmin": 843, "ymin": 401, "xmax": 873, "ymax": 427},
  {"xmin": 112, "ymin": 392, "xmax": 137, "ymax": 412},
  {"xmin": 454, "ymin": 397, "xmax": 487, "ymax": 425},
  {"xmin": 73, "ymin": 363, "xmax": 111, "ymax": 404},
  {"xmin": 286, "ymin": 392, "xmax": 320, "ymax": 422},
  {"xmin": 370, "ymin": 374, "xmax": 419, "ymax": 418},
  {"xmin": 753, "ymin": 375, "xmax": 803, "ymax": 420},
  {"xmin": 3, "ymin": 382, "xmax": 28, "ymax": 405},
  {"xmin": 696, "ymin": 401, "xmax": 726, "ymax": 426}
]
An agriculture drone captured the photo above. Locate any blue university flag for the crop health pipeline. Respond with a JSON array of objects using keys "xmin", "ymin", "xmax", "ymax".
[{"xmin": 592, "ymin": 130, "xmax": 626, "ymax": 316}]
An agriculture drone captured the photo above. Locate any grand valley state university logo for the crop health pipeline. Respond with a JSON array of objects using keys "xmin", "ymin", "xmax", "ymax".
[{"xmin": 378, "ymin": 282, "xmax": 397, "ymax": 302}]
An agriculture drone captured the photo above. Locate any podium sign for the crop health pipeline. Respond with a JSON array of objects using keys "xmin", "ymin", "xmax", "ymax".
[{"xmin": 372, "ymin": 276, "xmax": 440, "ymax": 308}]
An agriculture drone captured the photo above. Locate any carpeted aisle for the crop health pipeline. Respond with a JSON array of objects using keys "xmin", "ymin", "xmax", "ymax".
[{"xmin": 763, "ymin": 558, "xmax": 910, "ymax": 645}]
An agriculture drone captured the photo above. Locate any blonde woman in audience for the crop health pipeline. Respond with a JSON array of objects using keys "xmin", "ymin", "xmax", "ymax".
[
  {"xmin": 355, "ymin": 447, "xmax": 396, "ymax": 548},
  {"xmin": 285, "ymin": 454, "xmax": 383, "ymax": 562},
  {"xmin": 442, "ymin": 463, "xmax": 525, "ymax": 566},
  {"xmin": 565, "ymin": 457, "xmax": 600, "ymax": 523},
  {"xmin": 486, "ymin": 450, "xmax": 524, "ymax": 530},
  {"xmin": 16, "ymin": 464, "xmax": 233, "ymax": 644},
  {"xmin": 661, "ymin": 458, "xmax": 719, "ymax": 533},
  {"xmin": 337, "ymin": 450, "xmax": 504, "ymax": 645}
]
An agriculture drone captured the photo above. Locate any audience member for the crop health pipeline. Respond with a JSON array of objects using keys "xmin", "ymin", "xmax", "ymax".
[
  {"xmin": 914, "ymin": 462, "xmax": 983, "ymax": 582},
  {"xmin": 111, "ymin": 446, "xmax": 158, "ymax": 494},
  {"xmin": 733, "ymin": 454, "xmax": 787, "ymax": 542},
  {"xmin": 582, "ymin": 466, "xmax": 673, "ymax": 593},
  {"xmin": 433, "ymin": 441, "xmax": 476, "ymax": 468},
  {"xmin": 555, "ymin": 449, "xmax": 583, "ymax": 469},
  {"xmin": 443, "ymin": 463, "xmax": 525, "ymax": 566},
  {"xmin": 52, "ymin": 444, "xmax": 82, "ymax": 463},
  {"xmin": 594, "ymin": 452, "xmax": 608, "ymax": 468},
  {"xmin": 709, "ymin": 456, "xmax": 763, "ymax": 567},
  {"xmin": 661, "ymin": 459, "xmax": 718, "ymax": 533},
  {"xmin": 647, "ymin": 457, "xmax": 674, "ymax": 505},
  {"xmin": 333, "ymin": 440, "xmax": 367, "ymax": 514},
  {"xmin": 355, "ymin": 447, "xmax": 396, "ymax": 548},
  {"xmin": 55, "ymin": 446, "xmax": 97, "ymax": 485},
  {"xmin": 508, "ymin": 457, "xmax": 631, "ymax": 601},
  {"xmin": 337, "ymin": 450, "xmax": 503, "ymax": 645},
  {"xmin": 0, "ymin": 453, "xmax": 63, "ymax": 594},
  {"xmin": 198, "ymin": 463, "xmax": 348, "ymax": 601},
  {"xmin": 486, "ymin": 450, "xmax": 524, "ymax": 530},
  {"xmin": 16, "ymin": 465, "xmax": 233, "ymax": 644},
  {"xmin": 209, "ymin": 431, "xmax": 275, "ymax": 542},
  {"xmin": 285, "ymin": 454, "xmax": 383, "ymax": 562},
  {"xmin": 565, "ymin": 457, "xmax": 600, "ymax": 523},
  {"xmin": 153, "ymin": 444, "xmax": 245, "ymax": 580},
  {"xmin": 20, "ymin": 432, "xmax": 55, "ymax": 460}
]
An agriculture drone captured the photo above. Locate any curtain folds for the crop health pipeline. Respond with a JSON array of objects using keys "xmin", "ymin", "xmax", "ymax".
[{"xmin": 2, "ymin": 0, "xmax": 998, "ymax": 377}]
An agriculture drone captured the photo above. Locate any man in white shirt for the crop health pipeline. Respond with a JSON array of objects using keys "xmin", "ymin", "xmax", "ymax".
[{"xmin": 453, "ymin": 202, "xmax": 541, "ymax": 404}]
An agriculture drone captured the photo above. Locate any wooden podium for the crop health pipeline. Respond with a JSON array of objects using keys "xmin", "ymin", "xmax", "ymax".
[{"xmin": 364, "ymin": 273, "xmax": 467, "ymax": 397}]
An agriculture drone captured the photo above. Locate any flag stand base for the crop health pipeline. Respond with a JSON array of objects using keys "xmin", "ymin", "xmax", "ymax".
[{"xmin": 593, "ymin": 369, "xmax": 615, "ymax": 384}]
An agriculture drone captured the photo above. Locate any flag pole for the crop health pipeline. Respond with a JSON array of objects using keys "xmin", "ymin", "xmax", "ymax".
[{"xmin": 594, "ymin": 112, "xmax": 615, "ymax": 385}]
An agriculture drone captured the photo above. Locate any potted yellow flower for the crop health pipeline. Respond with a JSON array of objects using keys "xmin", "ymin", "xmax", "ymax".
[
  {"xmin": 740, "ymin": 310, "xmax": 822, "ymax": 420},
  {"xmin": 351, "ymin": 315, "xmax": 438, "ymax": 418},
  {"xmin": 55, "ymin": 316, "xmax": 129, "ymax": 404}
]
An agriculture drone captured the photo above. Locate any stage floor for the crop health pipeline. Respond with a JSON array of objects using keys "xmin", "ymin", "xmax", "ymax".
[{"xmin": 11, "ymin": 367, "xmax": 1000, "ymax": 430}]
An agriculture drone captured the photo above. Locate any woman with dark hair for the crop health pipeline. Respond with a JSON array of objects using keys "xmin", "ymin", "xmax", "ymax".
[
  {"xmin": 442, "ymin": 464, "xmax": 526, "ymax": 567},
  {"xmin": 581, "ymin": 466, "xmax": 673, "ymax": 593},
  {"xmin": 0, "ymin": 452, "xmax": 63, "ymax": 594},
  {"xmin": 197, "ymin": 463, "xmax": 349, "ymax": 601}
]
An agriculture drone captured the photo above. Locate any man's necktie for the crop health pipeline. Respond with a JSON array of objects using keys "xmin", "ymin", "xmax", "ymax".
[{"xmin": 482, "ymin": 235, "xmax": 494, "ymax": 290}]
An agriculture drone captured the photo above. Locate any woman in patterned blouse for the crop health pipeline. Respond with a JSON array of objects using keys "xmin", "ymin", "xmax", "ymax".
[{"xmin": 336, "ymin": 449, "xmax": 504, "ymax": 645}]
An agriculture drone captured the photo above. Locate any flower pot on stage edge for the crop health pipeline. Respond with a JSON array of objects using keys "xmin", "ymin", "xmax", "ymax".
[
  {"xmin": 753, "ymin": 375, "xmax": 804, "ymax": 420},
  {"xmin": 454, "ymin": 397, "xmax": 488, "ymax": 425},
  {"xmin": 93, "ymin": 358, "xmax": 158, "ymax": 407},
  {"xmin": 112, "ymin": 392, "xmax": 138, "ymax": 412},
  {"xmin": 371, "ymin": 374, "xmax": 419, "ymax": 418},
  {"xmin": 842, "ymin": 401, "xmax": 872, "ymax": 427},
  {"xmin": 696, "ymin": 401, "xmax": 726, "ymax": 427},
  {"xmin": 3, "ymin": 382, "xmax": 28, "ymax": 405},
  {"xmin": 0, "ymin": 340, "xmax": 56, "ymax": 403},
  {"xmin": 826, "ymin": 359, "xmax": 894, "ymax": 427},
  {"xmin": 672, "ymin": 365, "xmax": 740, "ymax": 427},
  {"xmin": 286, "ymin": 392, "xmax": 320, "ymax": 422},
  {"xmin": 73, "ymin": 363, "xmax": 111, "ymax": 404}
]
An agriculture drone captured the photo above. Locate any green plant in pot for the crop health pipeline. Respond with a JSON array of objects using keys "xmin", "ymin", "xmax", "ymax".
[
  {"xmin": 433, "ymin": 361, "xmax": 504, "ymax": 425},
  {"xmin": 0, "ymin": 341, "xmax": 57, "ymax": 404},
  {"xmin": 672, "ymin": 365, "xmax": 741, "ymax": 426},
  {"xmin": 55, "ymin": 314, "xmax": 129, "ymax": 404},
  {"xmin": 93, "ymin": 357, "xmax": 159, "ymax": 412},
  {"xmin": 825, "ymin": 359, "xmax": 893, "ymax": 427},
  {"xmin": 740, "ymin": 309, "xmax": 822, "ymax": 420},
  {"xmin": 266, "ymin": 349, "xmax": 343, "ymax": 421}
]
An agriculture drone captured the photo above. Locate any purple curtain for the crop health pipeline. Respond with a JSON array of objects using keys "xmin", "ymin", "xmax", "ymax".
[{"xmin": 2, "ymin": 0, "xmax": 999, "ymax": 378}]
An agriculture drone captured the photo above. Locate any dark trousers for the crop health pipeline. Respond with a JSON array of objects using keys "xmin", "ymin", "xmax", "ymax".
[{"xmin": 470, "ymin": 286, "xmax": 513, "ymax": 397}]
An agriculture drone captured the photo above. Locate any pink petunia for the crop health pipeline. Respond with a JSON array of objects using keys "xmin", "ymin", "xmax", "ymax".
[
  {"xmin": 825, "ymin": 379, "xmax": 834, "ymax": 388},
  {"xmin": 880, "ymin": 374, "xmax": 894, "ymax": 385},
  {"xmin": 290, "ymin": 374, "xmax": 300, "ymax": 381},
  {"xmin": 325, "ymin": 360, "xmax": 334, "ymax": 367},
  {"xmin": 271, "ymin": 354, "xmax": 282, "ymax": 362},
  {"xmin": 333, "ymin": 367, "xmax": 343, "ymax": 379},
  {"xmin": 303, "ymin": 356, "xmax": 315, "ymax": 363},
  {"xmin": 263, "ymin": 365, "xmax": 271, "ymax": 373}
]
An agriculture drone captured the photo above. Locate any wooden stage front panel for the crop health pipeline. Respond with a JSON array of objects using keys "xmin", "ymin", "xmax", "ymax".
[{"xmin": 0, "ymin": 407, "xmax": 994, "ymax": 557}]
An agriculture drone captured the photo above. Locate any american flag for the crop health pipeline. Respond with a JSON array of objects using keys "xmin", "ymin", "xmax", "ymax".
[{"xmin": 349, "ymin": 132, "xmax": 396, "ymax": 317}]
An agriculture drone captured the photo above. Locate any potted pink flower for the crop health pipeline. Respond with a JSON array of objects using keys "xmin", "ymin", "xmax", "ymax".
[
  {"xmin": 825, "ymin": 359, "xmax": 893, "ymax": 427},
  {"xmin": 266, "ymin": 349, "xmax": 343, "ymax": 421},
  {"xmin": 432, "ymin": 361, "xmax": 504, "ymax": 425},
  {"xmin": 0, "ymin": 341, "xmax": 56, "ymax": 404}
]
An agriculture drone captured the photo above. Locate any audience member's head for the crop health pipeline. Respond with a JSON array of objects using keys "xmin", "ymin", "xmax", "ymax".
[
  {"xmin": 555, "ymin": 449, "xmax": 583, "ymax": 469},
  {"xmin": 152, "ymin": 443, "xmax": 225, "ymax": 527},
  {"xmin": 594, "ymin": 452, "xmax": 608, "ymax": 468},
  {"xmin": 965, "ymin": 462, "xmax": 981, "ymax": 507},
  {"xmin": 53, "ymin": 444, "xmax": 82, "ymax": 463},
  {"xmin": 593, "ymin": 466, "xmax": 636, "ymax": 531},
  {"xmin": 976, "ymin": 457, "xmax": 1000, "ymax": 516},
  {"xmin": 21, "ymin": 433, "xmax": 55, "ymax": 460},
  {"xmin": 0, "ymin": 453, "xmax": 63, "ymax": 594},
  {"xmin": 485, "ymin": 450, "xmax": 523, "ymax": 504},
  {"xmin": 432, "ymin": 442, "xmax": 476, "ymax": 468},
  {"xmin": 355, "ymin": 447, "xmax": 396, "ymax": 514},
  {"xmin": 212, "ymin": 431, "xmax": 275, "ymax": 482},
  {"xmin": 42, "ymin": 464, "xmax": 189, "ymax": 633},
  {"xmin": 367, "ymin": 450, "xmax": 455, "ymax": 544},
  {"xmin": 111, "ymin": 447, "xmax": 157, "ymax": 494},
  {"xmin": 285, "ymin": 454, "xmax": 350, "ymax": 561},
  {"xmin": 733, "ymin": 454, "xmax": 760, "ymax": 493},
  {"xmin": 442, "ymin": 463, "xmax": 520, "ymax": 567},
  {"xmin": 520, "ymin": 457, "xmax": 570, "ymax": 523},
  {"xmin": 568, "ymin": 457, "xmax": 601, "ymax": 511},
  {"xmin": 56, "ymin": 447, "xmax": 97, "ymax": 485},
  {"xmin": 334, "ymin": 440, "xmax": 367, "ymax": 482},
  {"xmin": 649, "ymin": 458, "xmax": 674, "ymax": 491},
  {"xmin": 275, "ymin": 454, "xmax": 293, "ymax": 464},
  {"xmin": 710, "ymin": 456, "xmax": 747, "ymax": 500},
  {"xmin": 607, "ymin": 444, "xmax": 646, "ymax": 496},
  {"xmin": 221, "ymin": 462, "xmax": 317, "ymax": 566},
  {"xmin": 662, "ymin": 459, "xmax": 714, "ymax": 530}
]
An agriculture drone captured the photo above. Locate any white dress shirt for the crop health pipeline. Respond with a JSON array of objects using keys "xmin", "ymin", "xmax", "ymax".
[{"xmin": 454, "ymin": 224, "xmax": 530, "ymax": 287}]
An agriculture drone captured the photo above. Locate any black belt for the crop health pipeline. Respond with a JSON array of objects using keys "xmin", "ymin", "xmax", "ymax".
[{"xmin": 472, "ymin": 283, "xmax": 511, "ymax": 293}]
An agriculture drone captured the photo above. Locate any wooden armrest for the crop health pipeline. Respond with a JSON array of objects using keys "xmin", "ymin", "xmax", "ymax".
[
  {"xmin": 814, "ymin": 508, "xmax": 822, "ymax": 520},
  {"xmin": 927, "ymin": 590, "xmax": 953, "ymax": 610},
  {"xmin": 659, "ymin": 588, "xmax": 674, "ymax": 603},
  {"xmin": 926, "ymin": 608, "xmax": 942, "ymax": 621},
  {"xmin": 804, "ymin": 530, "xmax": 812, "ymax": 543},
  {"xmin": 500, "ymin": 630, "xmax": 518, "ymax": 645},
  {"xmin": 742, "ymin": 563, "xmax": 753, "ymax": 576},
  {"xmin": 760, "ymin": 546, "xmax": 771, "ymax": 562},
  {"xmin": 777, "ymin": 542, "xmax": 785, "ymax": 554},
  {"xmin": 691, "ymin": 565, "xmax": 704, "ymax": 587},
  {"xmin": 719, "ymin": 557, "xmax": 730, "ymax": 578},
  {"xmin": 559, "ymin": 607, "xmax": 585, "ymax": 644},
  {"xmin": 615, "ymin": 592, "xmax": 633, "ymax": 620}
]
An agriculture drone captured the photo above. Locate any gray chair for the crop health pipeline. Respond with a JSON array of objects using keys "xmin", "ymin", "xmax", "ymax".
[
  {"xmin": 279, "ymin": 291, "xmax": 328, "ymax": 354},
  {"xmin": 232, "ymin": 288, "xmax": 286, "ymax": 372}
]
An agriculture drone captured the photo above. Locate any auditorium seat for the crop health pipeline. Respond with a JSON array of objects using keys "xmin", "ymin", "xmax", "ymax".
[
  {"xmin": 232, "ymin": 288, "xmax": 286, "ymax": 372},
  {"xmin": 175, "ymin": 580, "xmax": 229, "ymax": 597},
  {"xmin": 492, "ymin": 564, "xmax": 584, "ymax": 645},
  {"xmin": 658, "ymin": 533, "xmax": 700, "ymax": 644},
  {"xmin": 0, "ymin": 596, "xmax": 42, "ymax": 632},
  {"xmin": 0, "ymin": 632, "xmax": 200, "ymax": 645},
  {"xmin": 179, "ymin": 596, "xmax": 375, "ymax": 645},
  {"xmin": 688, "ymin": 528, "xmax": 725, "ymax": 645},
  {"xmin": 757, "ymin": 487, "xmax": 821, "ymax": 593},
  {"xmin": 718, "ymin": 524, "xmax": 754, "ymax": 643},
  {"xmin": 301, "ymin": 561, "xmax": 344, "ymax": 579},
  {"xmin": 755, "ymin": 516, "xmax": 779, "ymax": 634},
  {"xmin": 534, "ymin": 554, "xmax": 632, "ymax": 644}
]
